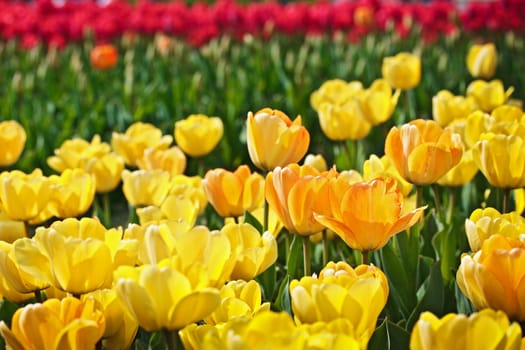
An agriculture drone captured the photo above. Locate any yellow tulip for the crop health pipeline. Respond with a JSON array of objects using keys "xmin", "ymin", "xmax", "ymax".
[
  {"xmin": 315, "ymin": 178, "xmax": 425, "ymax": 252},
  {"xmin": 122, "ymin": 169, "xmax": 171, "ymax": 207},
  {"xmin": 465, "ymin": 207, "xmax": 525, "ymax": 252},
  {"xmin": 82, "ymin": 289, "xmax": 139, "ymax": 350},
  {"xmin": 0, "ymin": 210, "xmax": 26, "ymax": 242},
  {"xmin": 111, "ymin": 122, "xmax": 173, "ymax": 167},
  {"xmin": 317, "ymin": 100, "xmax": 372, "ymax": 141},
  {"xmin": 246, "ymin": 108, "xmax": 310, "ymax": 171},
  {"xmin": 359, "ymin": 79, "xmax": 400, "ymax": 125},
  {"xmin": 174, "ymin": 114, "xmax": 224, "ymax": 157},
  {"xmin": 203, "ymin": 165, "xmax": 264, "ymax": 218},
  {"xmin": 83, "ymin": 152, "xmax": 125, "ymax": 193},
  {"xmin": 381, "ymin": 52, "xmax": 421, "ymax": 90},
  {"xmin": 310, "ymin": 79, "xmax": 364, "ymax": 111},
  {"xmin": 137, "ymin": 146, "xmax": 187, "ymax": 176},
  {"xmin": 515, "ymin": 188, "xmax": 525, "ymax": 215},
  {"xmin": 363, "ymin": 154, "xmax": 412, "ymax": 197},
  {"xmin": 169, "ymin": 175, "xmax": 208, "ymax": 215},
  {"xmin": 0, "ymin": 169, "xmax": 53, "ymax": 221},
  {"xmin": 466, "ymin": 79, "xmax": 514, "ymax": 113},
  {"xmin": 136, "ymin": 194, "xmax": 198, "ymax": 226},
  {"xmin": 432, "ymin": 90, "xmax": 478, "ymax": 127},
  {"xmin": 221, "ymin": 223, "xmax": 278, "ymax": 280},
  {"xmin": 466, "ymin": 42, "xmax": 498, "ymax": 79},
  {"xmin": 290, "ymin": 262, "xmax": 388, "ymax": 348},
  {"xmin": 303, "ymin": 153, "xmax": 328, "ymax": 172},
  {"xmin": 115, "ymin": 264, "xmax": 220, "ymax": 331},
  {"xmin": 410, "ymin": 309, "xmax": 522, "ymax": 350},
  {"xmin": 47, "ymin": 135, "xmax": 111, "ymax": 173},
  {"xmin": 437, "ymin": 149, "xmax": 479, "ymax": 187},
  {"xmin": 384, "ymin": 119, "xmax": 463, "ymax": 185},
  {"xmin": 225, "ymin": 206, "xmax": 284, "ymax": 238},
  {"xmin": 0, "ymin": 120, "xmax": 26, "ymax": 167},
  {"xmin": 457, "ymin": 234, "xmax": 525, "ymax": 320},
  {"xmin": 472, "ymin": 133, "xmax": 525, "ymax": 189},
  {"xmin": 47, "ymin": 168, "xmax": 96, "ymax": 219},
  {"xmin": 265, "ymin": 164, "xmax": 334, "ymax": 236}
]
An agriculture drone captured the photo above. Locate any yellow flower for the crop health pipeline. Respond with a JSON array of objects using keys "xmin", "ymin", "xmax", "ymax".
[
  {"xmin": 290, "ymin": 262, "xmax": 388, "ymax": 348},
  {"xmin": 466, "ymin": 79, "xmax": 514, "ymax": 113},
  {"xmin": 115, "ymin": 264, "xmax": 220, "ymax": 331},
  {"xmin": 226, "ymin": 206, "xmax": 284, "ymax": 238},
  {"xmin": 317, "ymin": 100, "xmax": 372, "ymax": 141},
  {"xmin": 363, "ymin": 154, "xmax": 412, "ymax": 197},
  {"xmin": 0, "ymin": 210, "xmax": 26, "ymax": 243},
  {"xmin": 359, "ymin": 79, "xmax": 400, "ymax": 126},
  {"xmin": 111, "ymin": 122, "xmax": 173, "ymax": 167},
  {"xmin": 47, "ymin": 135, "xmax": 111, "ymax": 173},
  {"xmin": 410, "ymin": 309, "xmax": 522, "ymax": 350},
  {"xmin": 83, "ymin": 152, "xmax": 125, "ymax": 193},
  {"xmin": 137, "ymin": 146, "xmax": 187, "ymax": 176},
  {"xmin": 384, "ymin": 119, "xmax": 463, "ymax": 185},
  {"xmin": 381, "ymin": 52, "xmax": 421, "ymax": 90},
  {"xmin": 310, "ymin": 79, "xmax": 364, "ymax": 111},
  {"xmin": 174, "ymin": 114, "xmax": 223, "ymax": 157},
  {"xmin": 0, "ymin": 296, "xmax": 106, "ymax": 350},
  {"xmin": 437, "ymin": 148, "xmax": 479, "ymax": 187},
  {"xmin": 0, "ymin": 169, "xmax": 53, "ymax": 221},
  {"xmin": 432, "ymin": 90, "xmax": 478, "ymax": 127},
  {"xmin": 169, "ymin": 175, "xmax": 208, "ymax": 215},
  {"xmin": 136, "ymin": 194, "xmax": 198, "ymax": 226},
  {"xmin": 203, "ymin": 165, "xmax": 264, "ymax": 218},
  {"xmin": 303, "ymin": 153, "xmax": 328, "ymax": 172},
  {"xmin": 221, "ymin": 223, "xmax": 278, "ymax": 280},
  {"xmin": 122, "ymin": 169, "xmax": 171, "ymax": 207},
  {"xmin": 0, "ymin": 120, "xmax": 26, "ymax": 167},
  {"xmin": 82, "ymin": 289, "xmax": 139, "ymax": 350},
  {"xmin": 472, "ymin": 133, "xmax": 525, "ymax": 189},
  {"xmin": 246, "ymin": 108, "xmax": 310, "ymax": 171},
  {"xmin": 466, "ymin": 43, "xmax": 498, "ymax": 79},
  {"xmin": 47, "ymin": 168, "xmax": 96, "ymax": 219},
  {"xmin": 315, "ymin": 178, "xmax": 425, "ymax": 252},
  {"xmin": 457, "ymin": 234, "xmax": 525, "ymax": 320}
]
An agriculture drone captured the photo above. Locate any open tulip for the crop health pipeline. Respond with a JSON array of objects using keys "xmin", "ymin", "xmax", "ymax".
[
  {"xmin": 90, "ymin": 43, "xmax": 118, "ymax": 70},
  {"xmin": 83, "ymin": 152, "xmax": 125, "ymax": 193},
  {"xmin": 432, "ymin": 90, "xmax": 478, "ymax": 127},
  {"xmin": 466, "ymin": 43, "xmax": 498, "ymax": 79},
  {"xmin": 122, "ymin": 169, "xmax": 171, "ymax": 207},
  {"xmin": 174, "ymin": 114, "xmax": 224, "ymax": 157},
  {"xmin": 437, "ymin": 149, "xmax": 478, "ymax": 187},
  {"xmin": 246, "ymin": 108, "xmax": 310, "ymax": 171},
  {"xmin": 310, "ymin": 79, "xmax": 363, "ymax": 111},
  {"xmin": 359, "ymin": 79, "xmax": 400, "ymax": 126},
  {"xmin": 384, "ymin": 119, "xmax": 463, "ymax": 185},
  {"xmin": 47, "ymin": 168, "xmax": 96, "ymax": 219},
  {"xmin": 466, "ymin": 79, "xmax": 513, "ymax": 113},
  {"xmin": 137, "ymin": 146, "xmax": 187, "ymax": 176},
  {"xmin": 47, "ymin": 135, "xmax": 110, "ymax": 173},
  {"xmin": 317, "ymin": 100, "xmax": 372, "ymax": 141},
  {"xmin": 363, "ymin": 154, "xmax": 412, "ymax": 197},
  {"xmin": 0, "ymin": 120, "xmax": 26, "ymax": 167},
  {"xmin": 381, "ymin": 52, "xmax": 421, "ymax": 90},
  {"xmin": 0, "ymin": 210, "xmax": 26, "ymax": 243}
]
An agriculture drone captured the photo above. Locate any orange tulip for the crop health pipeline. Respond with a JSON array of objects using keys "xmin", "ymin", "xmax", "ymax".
[
  {"xmin": 90, "ymin": 44, "xmax": 118, "ymax": 70},
  {"xmin": 384, "ymin": 119, "xmax": 463, "ymax": 185},
  {"xmin": 315, "ymin": 178, "xmax": 425, "ymax": 251}
]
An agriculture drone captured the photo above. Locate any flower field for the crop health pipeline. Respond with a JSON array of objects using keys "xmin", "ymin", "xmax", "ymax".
[{"xmin": 1, "ymin": 0, "xmax": 525, "ymax": 349}]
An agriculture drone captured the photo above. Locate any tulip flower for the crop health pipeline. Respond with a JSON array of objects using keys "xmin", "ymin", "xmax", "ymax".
[
  {"xmin": 0, "ymin": 210, "xmax": 26, "ymax": 243},
  {"xmin": 174, "ymin": 114, "xmax": 224, "ymax": 157},
  {"xmin": 203, "ymin": 165, "xmax": 265, "ymax": 218},
  {"xmin": 47, "ymin": 168, "xmax": 96, "ymax": 219},
  {"xmin": 359, "ymin": 79, "xmax": 400, "ymax": 126},
  {"xmin": 83, "ymin": 152, "xmax": 125, "ymax": 193},
  {"xmin": 115, "ymin": 264, "xmax": 221, "ymax": 331},
  {"xmin": 246, "ymin": 108, "xmax": 310, "ymax": 171},
  {"xmin": 90, "ymin": 43, "xmax": 118, "ymax": 70},
  {"xmin": 437, "ymin": 149, "xmax": 478, "ymax": 187},
  {"xmin": 316, "ymin": 100, "xmax": 372, "ymax": 141},
  {"xmin": 457, "ymin": 234, "xmax": 525, "ymax": 321},
  {"xmin": 384, "ymin": 119, "xmax": 463, "ymax": 185},
  {"xmin": 363, "ymin": 154, "xmax": 412, "ymax": 197},
  {"xmin": 47, "ymin": 135, "xmax": 111, "ymax": 173},
  {"xmin": 111, "ymin": 122, "xmax": 173, "ymax": 167},
  {"xmin": 432, "ymin": 90, "xmax": 478, "ymax": 127},
  {"xmin": 0, "ymin": 297, "xmax": 106, "ymax": 350},
  {"xmin": 137, "ymin": 146, "xmax": 187, "ymax": 176},
  {"xmin": 122, "ymin": 169, "xmax": 171, "ymax": 208},
  {"xmin": 466, "ymin": 42, "xmax": 498, "ymax": 79},
  {"xmin": 303, "ymin": 153, "xmax": 328, "ymax": 172},
  {"xmin": 136, "ymin": 194, "xmax": 198, "ymax": 226},
  {"xmin": 310, "ymin": 79, "xmax": 364, "ymax": 111},
  {"xmin": 315, "ymin": 178, "xmax": 425, "ymax": 252},
  {"xmin": 381, "ymin": 52, "xmax": 421, "ymax": 90},
  {"xmin": 410, "ymin": 309, "xmax": 522, "ymax": 350},
  {"xmin": 466, "ymin": 79, "xmax": 513, "ymax": 113},
  {"xmin": 168, "ymin": 174, "xmax": 208, "ymax": 215},
  {"xmin": 0, "ymin": 120, "xmax": 26, "ymax": 167}
]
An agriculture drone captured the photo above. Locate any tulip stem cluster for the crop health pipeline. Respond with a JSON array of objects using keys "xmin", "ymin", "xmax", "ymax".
[
  {"xmin": 163, "ymin": 329, "xmax": 179, "ymax": 350},
  {"xmin": 322, "ymin": 230, "xmax": 329, "ymax": 266},
  {"xmin": 502, "ymin": 188, "xmax": 511, "ymax": 213},
  {"xmin": 303, "ymin": 236, "xmax": 311, "ymax": 276},
  {"xmin": 431, "ymin": 184, "xmax": 443, "ymax": 219}
]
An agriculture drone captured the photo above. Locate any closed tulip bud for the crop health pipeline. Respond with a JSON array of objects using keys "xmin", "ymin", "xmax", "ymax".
[
  {"xmin": 122, "ymin": 169, "xmax": 171, "ymax": 207},
  {"xmin": 137, "ymin": 146, "xmax": 187, "ymax": 176},
  {"xmin": 0, "ymin": 297, "xmax": 106, "ymax": 350},
  {"xmin": 457, "ymin": 234, "xmax": 525, "ymax": 321},
  {"xmin": 466, "ymin": 79, "xmax": 514, "ymax": 113},
  {"xmin": 317, "ymin": 101, "xmax": 372, "ymax": 141},
  {"xmin": 382, "ymin": 52, "xmax": 421, "ymax": 90},
  {"xmin": 410, "ymin": 309, "xmax": 522, "ymax": 350},
  {"xmin": 0, "ymin": 120, "xmax": 26, "ymax": 167},
  {"xmin": 472, "ymin": 133, "xmax": 525, "ymax": 189},
  {"xmin": 437, "ymin": 149, "xmax": 479, "ymax": 187},
  {"xmin": 315, "ymin": 178, "xmax": 425, "ymax": 252},
  {"xmin": 174, "ymin": 114, "xmax": 224, "ymax": 157},
  {"xmin": 115, "ymin": 264, "xmax": 220, "ymax": 331},
  {"xmin": 246, "ymin": 108, "xmax": 310, "ymax": 171},
  {"xmin": 90, "ymin": 43, "xmax": 118, "ymax": 70},
  {"xmin": 432, "ymin": 90, "xmax": 478, "ymax": 127},
  {"xmin": 203, "ymin": 165, "xmax": 264, "ymax": 218},
  {"xmin": 47, "ymin": 135, "xmax": 111, "ymax": 173},
  {"xmin": 111, "ymin": 122, "xmax": 173, "ymax": 167},
  {"xmin": 310, "ymin": 79, "xmax": 364, "ymax": 111},
  {"xmin": 47, "ymin": 168, "xmax": 96, "ymax": 219},
  {"xmin": 467, "ymin": 43, "xmax": 498, "ymax": 79},
  {"xmin": 385, "ymin": 119, "xmax": 463, "ymax": 185}
]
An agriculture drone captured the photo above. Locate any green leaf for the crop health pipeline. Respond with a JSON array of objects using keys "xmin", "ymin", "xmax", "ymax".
[
  {"xmin": 368, "ymin": 318, "xmax": 389, "ymax": 350},
  {"xmin": 286, "ymin": 234, "xmax": 303, "ymax": 279},
  {"xmin": 244, "ymin": 210, "xmax": 263, "ymax": 234},
  {"xmin": 368, "ymin": 318, "xmax": 410, "ymax": 350},
  {"xmin": 274, "ymin": 275, "xmax": 292, "ymax": 315},
  {"xmin": 0, "ymin": 299, "xmax": 19, "ymax": 327}
]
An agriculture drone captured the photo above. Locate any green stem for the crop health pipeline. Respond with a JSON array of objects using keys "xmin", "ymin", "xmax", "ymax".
[
  {"xmin": 322, "ymin": 230, "xmax": 329, "ymax": 266},
  {"xmin": 342, "ymin": 139, "xmax": 356, "ymax": 170},
  {"xmin": 128, "ymin": 204, "xmax": 139, "ymax": 224},
  {"xmin": 431, "ymin": 184, "xmax": 442, "ymax": 218},
  {"xmin": 263, "ymin": 198, "xmax": 269, "ymax": 233},
  {"xmin": 303, "ymin": 236, "xmax": 311, "ymax": 276},
  {"xmin": 102, "ymin": 192, "xmax": 111, "ymax": 227},
  {"xmin": 361, "ymin": 250, "xmax": 369, "ymax": 265},
  {"xmin": 403, "ymin": 89, "xmax": 414, "ymax": 123},
  {"xmin": 416, "ymin": 185, "xmax": 424, "ymax": 208},
  {"xmin": 34, "ymin": 289, "xmax": 43, "ymax": 303},
  {"xmin": 502, "ymin": 188, "xmax": 511, "ymax": 213},
  {"xmin": 446, "ymin": 187, "xmax": 455, "ymax": 224},
  {"xmin": 163, "ymin": 329, "xmax": 178, "ymax": 350}
]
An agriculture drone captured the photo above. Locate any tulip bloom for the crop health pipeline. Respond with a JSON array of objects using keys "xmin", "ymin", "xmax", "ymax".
[
  {"xmin": 303, "ymin": 153, "xmax": 328, "ymax": 172},
  {"xmin": 203, "ymin": 165, "xmax": 264, "ymax": 218},
  {"xmin": 0, "ymin": 297, "xmax": 106, "ymax": 350},
  {"xmin": 317, "ymin": 100, "xmax": 372, "ymax": 141},
  {"xmin": 137, "ymin": 146, "xmax": 187, "ymax": 176},
  {"xmin": 310, "ymin": 79, "xmax": 364, "ymax": 111},
  {"xmin": 0, "ymin": 210, "xmax": 26, "ymax": 243},
  {"xmin": 47, "ymin": 168, "xmax": 96, "ymax": 219},
  {"xmin": 115, "ymin": 264, "xmax": 220, "ymax": 331},
  {"xmin": 466, "ymin": 43, "xmax": 498, "ymax": 79},
  {"xmin": 410, "ymin": 309, "xmax": 522, "ymax": 350},
  {"xmin": 47, "ymin": 135, "xmax": 110, "ymax": 173},
  {"xmin": 315, "ymin": 178, "xmax": 425, "ymax": 252},
  {"xmin": 359, "ymin": 79, "xmax": 400, "ymax": 126},
  {"xmin": 122, "ymin": 169, "xmax": 171, "ymax": 207},
  {"xmin": 457, "ymin": 234, "xmax": 525, "ymax": 320},
  {"xmin": 384, "ymin": 119, "xmax": 463, "ymax": 185},
  {"xmin": 83, "ymin": 152, "xmax": 125, "ymax": 193},
  {"xmin": 432, "ymin": 90, "xmax": 478, "ymax": 127},
  {"xmin": 246, "ymin": 108, "xmax": 310, "ymax": 171},
  {"xmin": 90, "ymin": 44, "xmax": 118, "ymax": 70},
  {"xmin": 174, "ymin": 114, "xmax": 224, "ymax": 157},
  {"xmin": 381, "ymin": 52, "xmax": 421, "ymax": 90},
  {"xmin": 437, "ymin": 149, "xmax": 478, "ymax": 187},
  {"xmin": 466, "ymin": 79, "xmax": 513, "ymax": 113},
  {"xmin": 363, "ymin": 154, "xmax": 412, "ymax": 197},
  {"xmin": 0, "ymin": 120, "xmax": 26, "ymax": 167}
]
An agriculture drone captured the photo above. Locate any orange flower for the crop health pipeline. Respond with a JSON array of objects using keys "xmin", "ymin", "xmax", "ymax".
[
  {"xmin": 90, "ymin": 44, "xmax": 118, "ymax": 70},
  {"xmin": 384, "ymin": 119, "xmax": 463, "ymax": 185},
  {"xmin": 315, "ymin": 178, "xmax": 425, "ymax": 251}
]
